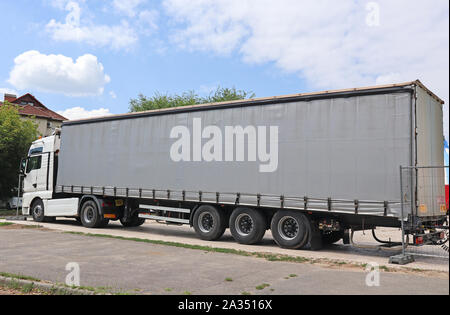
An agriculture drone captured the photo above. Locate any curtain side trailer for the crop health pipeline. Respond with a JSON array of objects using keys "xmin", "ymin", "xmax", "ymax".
[{"xmin": 20, "ymin": 80, "xmax": 448, "ymax": 250}]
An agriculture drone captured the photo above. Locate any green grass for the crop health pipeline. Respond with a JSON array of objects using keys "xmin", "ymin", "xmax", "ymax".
[
  {"xmin": 22, "ymin": 225, "xmax": 43, "ymax": 229},
  {"xmin": 225, "ymin": 278, "xmax": 233, "ymax": 282},
  {"xmin": 0, "ymin": 272, "xmax": 41, "ymax": 282},
  {"xmin": 61, "ymin": 230, "xmax": 440, "ymax": 275},
  {"xmin": 241, "ymin": 291, "xmax": 251, "ymax": 295},
  {"xmin": 0, "ymin": 222, "xmax": 43, "ymax": 229},
  {"xmin": 0, "ymin": 271, "xmax": 130, "ymax": 295},
  {"xmin": 255, "ymin": 283, "xmax": 270, "ymax": 290},
  {"xmin": 62, "ymin": 231, "xmax": 376, "ymax": 271},
  {"xmin": 183, "ymin": 291, "xmax": 192, "ymax": 295},
  {"xmin": 64, "ymin": 231, "xmax": 319, "ymax": 266},
  {"xmin": 289, "ymin": 274, "xmax": 297, "ymax": 278},
  {"xmin": 65, "ymin": 231, "xmax": 253, "ymax": 256},
  {"xmin": 164, "ymin": 288, "xmax": 173, "ymax": 292},
  {"xmin": 0, "ymin": 210, "xmax": 17, "ymax": 216}
]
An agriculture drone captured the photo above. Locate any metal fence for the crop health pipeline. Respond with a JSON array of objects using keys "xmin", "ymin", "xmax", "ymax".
[{"xmin": 399, "ymin": 165, "xmax": 449, "ymax": 260}]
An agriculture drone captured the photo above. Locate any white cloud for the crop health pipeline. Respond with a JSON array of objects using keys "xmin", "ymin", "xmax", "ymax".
[
  {"xmin": 113, "ymin": 0, "xmax": 146, "ymax": 17},
  {"xmin": 164, "ymin": 0, "xmax": 449, "ymax": 141},
  {"xmin": 138, "ymin": 10, "xmax": 159, "ymax": 34},
  {"xmin": 57, "ymin": 107, "xmax": 112, "ymax": 120},
  {"xmin": 46, "ymin": 1, "xmax": 138, "ymax": 50},
  {"xmin": 47, "ymin": 0, "xmax": 78, "ymax": 10},
  {"xmin": 8, "ymin": 50, "xmax": 111, "ymax": 97},
  {"xmin": 109, "ymin": 91, "xmax": 117, "ymax": 99},
  {"xmin": 0, "ymin": 88, "xmax": 18, "ymax": 97}
]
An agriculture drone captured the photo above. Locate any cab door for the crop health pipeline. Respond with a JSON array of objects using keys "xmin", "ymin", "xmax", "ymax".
[{"xmin": 23, "ymin": 155, "xmax": 42, "ymax": 193}]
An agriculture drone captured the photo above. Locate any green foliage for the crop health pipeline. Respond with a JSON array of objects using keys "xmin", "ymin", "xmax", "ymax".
[
  {"xmin": 129, "ymin": 86, "xmax": 255, "ymax": 112},
  {"xmin": 0, "ymin": 103, "xmax": 38, "ymax": 199}
]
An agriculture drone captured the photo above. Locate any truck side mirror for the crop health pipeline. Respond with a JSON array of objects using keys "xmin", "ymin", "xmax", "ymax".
[{"xmin": 19, "ymin": 158, "xmax": 27, "ymax": 176}]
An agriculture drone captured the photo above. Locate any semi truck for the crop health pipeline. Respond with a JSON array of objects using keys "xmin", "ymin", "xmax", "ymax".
[{"xmin": 19, "ymin": 80, "xmax": 448, "ymax": 250}]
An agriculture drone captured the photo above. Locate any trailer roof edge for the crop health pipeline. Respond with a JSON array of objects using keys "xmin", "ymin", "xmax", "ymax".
[{"xmin": 62, "ymin": 80, "xmax": 443, "ymax": 126}]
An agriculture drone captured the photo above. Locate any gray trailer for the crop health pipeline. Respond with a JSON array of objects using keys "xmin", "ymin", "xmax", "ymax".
[{"xmin": 21, "ymin": 80, "xmax": 447, "ymax": 250}]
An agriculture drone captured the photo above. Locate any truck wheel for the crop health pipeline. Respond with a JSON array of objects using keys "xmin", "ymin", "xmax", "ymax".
[
  {"xmin": 229, "ymin": 207, "xmax": 266, "ymax": 245},
  {"xmin": 271, "ymin": 210, "xmax": 309, "ymax": 249},
  {"xmin": 120, "ymin": 216, "xmax": 145, "ymax": 227},
  {"xmin": 321, "ymin": 230, "xmax": 344, "ymax": 245},
  {"xmin": 80, "ymin": 200, "xmax": 102, "ymax": 228},
  {"xmin": 98, "ymin": 218, "xmax": 110, "ymax": 228},
  {"xmin": 31, "ymin": 199, "xmax": 45, "ymax": 222},
  {"xmin": 193, "ymin": 205, "xmax": 226, "ymax": 241}
]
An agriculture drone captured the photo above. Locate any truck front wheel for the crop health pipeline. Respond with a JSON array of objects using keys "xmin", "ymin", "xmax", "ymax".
[
  {"xmin": 271, "ymin": 211, "xmax": 309, "ymax": 249},
  {"xmin": 31, "ymin": 199, "xmax": 45, "ymax": 222},
  {"xmin": 80, "ymin": 200, "xmax": 104, "ymax": 228},
  {"xmin": 193, "ymin": 205, "xmax": 226, "ymax": 241},
  {"xmin": 229, "ymin": 207, "xmax": 266, "ymax": 245}
]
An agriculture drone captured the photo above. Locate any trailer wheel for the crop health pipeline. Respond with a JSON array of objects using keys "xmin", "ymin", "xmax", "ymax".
[
  {"xmin": 229, "ymin": 207, "xmax": 266, "ymax": 245},
  {"xmin": 80, "ymin": 200, "xmax": 102, "ymax": 228},
  {"xmin": 31, "ymin": 199, "xmax": 45, "ymax": 222},
  {"xmin": 193, "ymin": 205, "xmax": 226, "ymax": 241},
  {"xmin": 270, "ymin": 210, "xmax": 309, "ymax": 249},
  {"xmin": 321, "ymin": 230, "xmax": 344, "ymax": 245}
]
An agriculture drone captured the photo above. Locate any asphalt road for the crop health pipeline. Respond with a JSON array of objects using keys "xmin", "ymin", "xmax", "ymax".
[
  {"xmin": 1, "ymin": 217, "xmax": 448, "ymax": 272},
  {"xmin": 0, "ymin": 227, "xmax": 448, "ymax": 295}
]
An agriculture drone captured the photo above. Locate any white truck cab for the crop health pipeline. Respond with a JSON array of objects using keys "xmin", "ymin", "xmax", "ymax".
[{"xmin": 21, "ymin": 134, "xmax": 79, "ymax": 220}]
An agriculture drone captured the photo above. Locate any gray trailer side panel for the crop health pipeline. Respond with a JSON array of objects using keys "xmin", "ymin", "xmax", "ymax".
[{"xmin": 57, "ymin": 91, "xmax": 413, "ymax": 219}]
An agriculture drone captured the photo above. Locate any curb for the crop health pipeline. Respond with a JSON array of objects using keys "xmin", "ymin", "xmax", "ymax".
[{"xmin": 0, "ymin": 276, "xmax": 97, "ymax": 295}]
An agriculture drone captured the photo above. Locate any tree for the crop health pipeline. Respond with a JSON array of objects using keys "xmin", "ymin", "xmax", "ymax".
[
  {"xmin": 0, "ymin": 103, "xmax": 38, "ymax": 200},
  {"xmin": 129, "ymin": 87, "xmax": 255, "ymax": 112}
]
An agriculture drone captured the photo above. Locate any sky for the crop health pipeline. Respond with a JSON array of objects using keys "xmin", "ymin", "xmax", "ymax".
[{"xmin": 0, "ymin": 0, "xmax": 448, "ymax": 141}]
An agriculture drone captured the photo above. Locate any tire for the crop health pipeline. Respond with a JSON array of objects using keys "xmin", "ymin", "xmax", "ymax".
[
  {"xmin": 270, "ymin": 210, "xmax": 310, "ymax": 249},
  {"xmin": 120, "ymin": 215, "xmax": 145, "ymax": 227},
  {"xmin": 193, "ymin": 205, "xmax": 226, "ymax": 241},
  {"xmin": 98, "ymin": 218, "xmax": 110, "ymax": 228},
  {"xmin": 80, "ymin": 200, "xmax": 103, "ymax": 228},
  {"xmin": 31, "ymin": 199, "xmax": 45, "ymax": 222},
  {"xmin": 229, "ymin": 207, "xmax": 266, "ymax": 245},
  {"xmin": 321, "ymin": 230, "xmax": 344, "ymax": 245}
]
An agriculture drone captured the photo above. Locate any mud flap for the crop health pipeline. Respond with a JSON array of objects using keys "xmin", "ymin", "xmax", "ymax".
[{"xmin": 308, "ymin": 218, "xmax": 323, "ymax": 251}]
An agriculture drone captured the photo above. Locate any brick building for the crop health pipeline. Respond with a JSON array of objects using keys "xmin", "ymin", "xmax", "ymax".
[{"xmin": 1, "ymin": 93, "xmax": 67, "ymax": 136}]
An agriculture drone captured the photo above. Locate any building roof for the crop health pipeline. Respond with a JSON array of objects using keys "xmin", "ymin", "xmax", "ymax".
[{"xmin": 0, "ymin": 93, "xmax": 67, "ymax": 121}]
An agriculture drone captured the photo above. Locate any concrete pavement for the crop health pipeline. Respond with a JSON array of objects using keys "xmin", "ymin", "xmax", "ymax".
[
  {"xmin": 0, "ymin": 225, "xmax": 448, "ymax": 295},
  {"xmin": 1, "ymin": 218, "xmax": 448, "ymax": 273}
]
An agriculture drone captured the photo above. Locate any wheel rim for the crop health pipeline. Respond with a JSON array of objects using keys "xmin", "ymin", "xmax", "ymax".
[
  {"xmin": 235, "ymin": 213, "xmax": 254, "ymax": 236},
  {"xmin": 198, "ymin": 212, "xmax": 214, "ymax": 233},
  {"xmin": 33, "ymin": 205, "xmax": 43, "ymax": 218},
  {"xmin": 83, "ymin": 206, "xmax": 95, "ymax": 224},
  {"xmin": 278, "ymin": 216, "xmax": 299, "ymax": 241}
]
